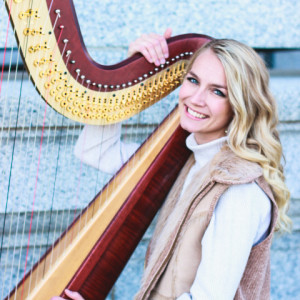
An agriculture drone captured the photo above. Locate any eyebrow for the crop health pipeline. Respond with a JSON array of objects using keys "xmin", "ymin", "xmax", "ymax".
[{"xmin": 187, "ymin": 71, "xmax": 228, "ymax": 90}]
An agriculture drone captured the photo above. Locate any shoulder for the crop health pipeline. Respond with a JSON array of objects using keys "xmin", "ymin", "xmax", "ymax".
[
  {"xmin": 220, "ymin": 182, "xmax": 271, "ymax": 216},
  {"xmin": 215, "ymin": 182, "xmax": 272, "ymax": 244},
  {"xmin": 209, "ymin": 145, "xmax": 263, "ymax": 185}
]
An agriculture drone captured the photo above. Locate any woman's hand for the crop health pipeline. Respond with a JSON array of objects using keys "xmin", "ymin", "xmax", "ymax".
[
  {"xmin": 50, "ymin": 289, "xmax": 85, "ymax": 300},
  {"xmin": 128, "ymin": 28, "xmax": 172, "ymax": 66}
]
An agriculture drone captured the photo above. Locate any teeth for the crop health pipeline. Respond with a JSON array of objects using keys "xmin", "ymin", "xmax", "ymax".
[{"xmin": 187, "ymin": 107, "xmax": 207, "ymax": 119}]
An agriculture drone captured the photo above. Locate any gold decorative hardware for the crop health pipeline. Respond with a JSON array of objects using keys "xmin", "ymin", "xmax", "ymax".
[
  {"xmin": 34, "ymin": 55, "xmax": 54, "ymax": 67},
  {"xmin": 23, "ymin": 27, "xmax": 44, "ymax": 36},
  {"xmin": 19, "ymin": 9, "xmax": 39, "ymax": 19},
  {"xmin": 28, "ymin": 42, "xmax": 49, "ymax": 53}
]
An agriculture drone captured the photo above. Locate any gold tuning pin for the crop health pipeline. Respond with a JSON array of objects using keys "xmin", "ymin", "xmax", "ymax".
[
  {"xmin": 23, "ymin": 27, "xmax": 44, "ymax": 36},
  {"xmin": 19, "ymin": 9, "xmax": 39, "ymax": 19},
  {"xmin": 28, "ymin": 42, "xmax": 49, "ymax": 53},
  {"xmin": 34, "ymin": 55, "xmax": 55, "ymax": 67},
  {"xmin": 39, "ymin": 68, "xmax": 54, "ymax": 78}
]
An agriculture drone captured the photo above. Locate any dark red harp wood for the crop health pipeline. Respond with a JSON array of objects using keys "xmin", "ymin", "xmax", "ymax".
[{"xmin": 65, "ymin": 124, "xmax": 191, "ymax": 299}]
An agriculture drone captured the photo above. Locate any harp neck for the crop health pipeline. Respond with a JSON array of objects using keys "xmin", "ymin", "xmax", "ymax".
[{"xmin": 6, "ymin": 0, "xmax": 212, "ymax": 124}]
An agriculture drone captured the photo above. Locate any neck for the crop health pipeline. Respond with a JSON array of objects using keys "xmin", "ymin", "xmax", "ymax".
[
  {"xmin": 193, "ymin": 133, "xmax": 227, "ymax": 145},
  {"xmin": 186, "ymin": 134, "xmax": 228, "ymax": 169}
]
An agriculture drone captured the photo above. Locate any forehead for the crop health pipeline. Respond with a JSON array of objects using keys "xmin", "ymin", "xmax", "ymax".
[{"xmin": 189, "ymin": 49, "xmax": 227, "ymax": 84}]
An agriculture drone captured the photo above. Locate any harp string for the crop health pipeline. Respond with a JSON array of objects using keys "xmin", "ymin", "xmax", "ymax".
[
  {"xmin": 1, "ymin": 28, "xmax": 27, "ymax": 300},
  {"xmin": 34, "ymin": 110, "xmax": 66, "ymax": 287},
  {"xmin": 21, "ymin": 18, "xmax": 65, "ymax": 298},
  {"xmin": 41, "ymin": 117, "xmax": 64, "ymax": 276},
  {"xmin": 0, "ymin": 0, "xmax": 12, "ymax": 260},
  {"xmin": 101, "ymin": 88, "xmax": 117, "ymax": 218},
  {"xmin": 12, "ymin": 4, "xmax": 52, "ymax": 282},
  {"xmin": 0, "ymin": 0, "xmax": 114, "ymax": 297},
  {"xmin": 1, "ymin": 0, "xmax": 63, "ymax": 296},
  {"xmin": 30, "ymin": 3, "xmax": 74, "ymax": 288},
  {"xmin": 60, "ymin": 28, "xmax": 84, "ymax": 255},
  {"xmin": 1, "ymin": 0, "xmax": 33, "ymax": 267},
  {"xmin": 0, "ymin": 5, "xmax": 20, "ymax": 298},
  {"xmin": 32, "ymin": 10, "xmax": 74, "ymax": 287},
  {"xmin": 27, "ymin": 22, "xmax": 64, "ymax": 300},
  {"xmin": 71, "ymin": 121, "xmax": 87, "ymax": 242},
  {"xmin": 92, "ymin": 92, "xmax": 102, "ymax": 198},
  {"xmin": 0, "ymin": 0, "xmax": 12, "ymax": 97}
]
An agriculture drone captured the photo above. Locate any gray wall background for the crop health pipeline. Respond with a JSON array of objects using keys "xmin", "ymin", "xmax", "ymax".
[{"xmin": 0, "ymin": 0, "xmax": 299, "ymax": 299}]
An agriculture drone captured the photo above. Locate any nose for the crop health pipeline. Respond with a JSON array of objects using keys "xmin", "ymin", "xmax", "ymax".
[{"xmin": 189, "ymin": 88, "xmax": 207, "ymax": 106}]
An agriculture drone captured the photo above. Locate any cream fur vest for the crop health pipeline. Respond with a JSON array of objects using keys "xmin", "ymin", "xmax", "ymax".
[{"xmin": 135, "ymin": 146, "xmax": 278, "ymax": 300}]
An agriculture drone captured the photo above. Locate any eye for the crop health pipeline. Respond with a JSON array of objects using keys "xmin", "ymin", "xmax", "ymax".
[
  {"xmin": 214, "ymin": 89, "xmax": 226, "ymax": 97},
  {"xmin": 186, "ymin": 76, "xmax": 198, "ymax": 84}
]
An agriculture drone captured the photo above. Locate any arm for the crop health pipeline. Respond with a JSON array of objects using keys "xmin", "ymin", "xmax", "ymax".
[
  {"xmin": 74, "ymin": 123, "xmax": 139, "ymax": 174},
  {"xmin": 178, "ymin": 182, "xmax": 271, "ymax": 300},
  {"xmin": 74, "ymin": 29, "xmax": 172, "ymax": 173}
]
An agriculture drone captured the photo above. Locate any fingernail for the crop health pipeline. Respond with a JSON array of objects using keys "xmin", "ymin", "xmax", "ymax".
[
  {"xmin": 164, "ymin": 53, "xmax": 169, "ymax": 59},
  {"xmin": 155, "ymin": 60, "xmax": 160, "ymax": 66},
  {"xmin": 160, "ymin": 59, "xmax": 166, "ymax": 65}
]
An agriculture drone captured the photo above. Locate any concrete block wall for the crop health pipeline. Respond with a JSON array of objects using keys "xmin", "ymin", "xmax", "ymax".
[{"xmin": 0, "ymin": 0, "xmax": 299, "ymax": 299}]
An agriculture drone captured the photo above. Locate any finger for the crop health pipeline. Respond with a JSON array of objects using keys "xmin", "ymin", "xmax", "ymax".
[
  {"xmin": 154, "ymin": 34, "xmax": 169, "ymax": 61},
  {"xmin": 150, "ymin": 28, "xmax": 172, "ymax": 62},
  {"xmin": 64, "ymin": 289, "xmax": 85, "ymax": 300},
  {"xmin": 163, "ymin": 28, "xmax": 172, "ymax": 58},
  {"xmin": 139, "ymin": 46, "xmax": 154, "ymax": 64},
  {"xmin": 127, "ymin": 34, "xmax": 149, "ymax": 57},
  {"xmin": 128, "ymin": 34, "xmax": 157, "ymax": 64},
  {"xmin": 127, "ymin": 31, "xmax": 171, "ymax": 66},
  {"xmin": 160, "ymin": 28, "xmax": 172, "ymax": 59},
  {"xmin": 129, "ymin": 35, "xmax": 160, "ymax": 66},
  {"xmin": 140, "ymin": 36, "xmax": 162, "ymax": 65},
  {"xmin": 163, "ymin": 28, "xmax": 173, "ymax": 40},
  {"xmin": 128, "ymin": 41, "xmax": 153, "ymax": 63},
  {"xmin": 147, "ymin": 34, "xmax": 167, "ymax": 65}
]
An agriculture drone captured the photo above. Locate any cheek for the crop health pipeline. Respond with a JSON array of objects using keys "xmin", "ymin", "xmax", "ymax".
[
  {"xmin": 213, "ymin": 102, "xmax": 233, "ymax": 122},
  {"xmin": 223, "ymin": 105, "xmax": 234, "ymax": 125},
  {"xmin": 178, "ymin": 80, "xmax": 190, "ymax": 100},
  {"xmin": 178, "ymin": 98, "xmax": 185, "ymax": 117},
  {"xmin": 178, "ymin": 85, "xmax": 185, "ymax": 101},
  {"xmin": 178, "ymin": 86, "xmax": 187, "ymax": 111}
]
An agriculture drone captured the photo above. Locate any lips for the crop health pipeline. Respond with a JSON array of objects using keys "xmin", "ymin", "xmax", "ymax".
[{"xmin": 186, "ymin": 106, "xmax": 208, "ymax": 120}]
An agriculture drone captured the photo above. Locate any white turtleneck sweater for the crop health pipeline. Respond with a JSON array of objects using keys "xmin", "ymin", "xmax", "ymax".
[
  {"xmin": 74, "ymin": 125, "xmax": 271, "ymax": 300},
  {"xmin": 178, "ymin": 134, "xmax": 271, "ymax": 300}
]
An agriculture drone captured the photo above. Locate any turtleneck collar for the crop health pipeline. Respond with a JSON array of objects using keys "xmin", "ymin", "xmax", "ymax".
[{"xmin": 186, "ymin": 134, "xmax": 228, "ymax": 170}]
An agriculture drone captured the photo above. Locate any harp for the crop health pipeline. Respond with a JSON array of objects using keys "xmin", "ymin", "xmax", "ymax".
[{"xmin": 0, "ymin": 0, "xmax": 212, "ymax": 299}]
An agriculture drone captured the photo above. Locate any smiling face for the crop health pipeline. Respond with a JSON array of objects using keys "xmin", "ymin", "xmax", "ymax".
[{"xmin": 179, "ymin": 49, "xmax": 233, "ymax": 144}]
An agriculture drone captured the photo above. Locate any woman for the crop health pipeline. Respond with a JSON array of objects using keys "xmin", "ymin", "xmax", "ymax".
[{"xmin": 53, "ymin": 29, "xmax": 291, "ymax": 299}]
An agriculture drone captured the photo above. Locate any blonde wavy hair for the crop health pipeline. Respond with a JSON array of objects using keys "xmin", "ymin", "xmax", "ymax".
[{"xmin": 186, "ymin": 39, "xmax": 291, "ymax": 232}]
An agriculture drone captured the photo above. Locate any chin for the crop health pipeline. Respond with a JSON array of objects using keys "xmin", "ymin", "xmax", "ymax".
[{"xmin": 179, "ymin": 120, "xmax": 196, "ymax": 134}]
